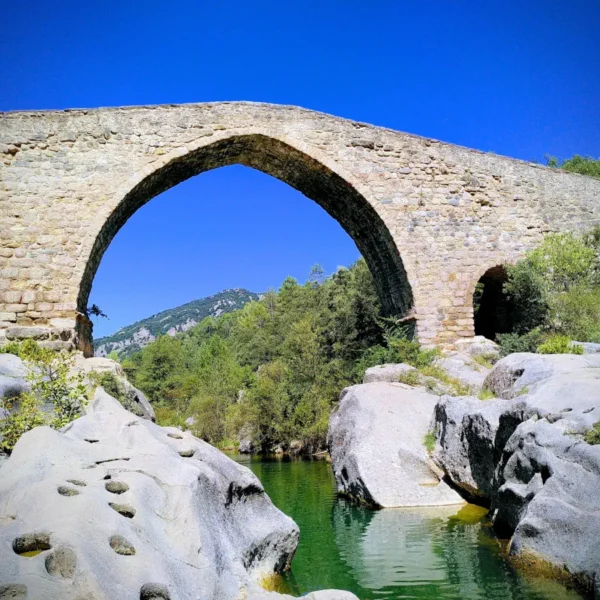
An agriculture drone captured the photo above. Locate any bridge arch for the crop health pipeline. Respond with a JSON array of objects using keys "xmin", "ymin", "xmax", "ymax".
[{"xmin": 75, "ymin": 131, "xmax": 414, "ymax": 354}]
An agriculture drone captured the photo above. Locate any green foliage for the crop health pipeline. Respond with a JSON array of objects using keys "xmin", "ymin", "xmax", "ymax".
[
  {"xmin": 0, "ymin": 393, "xmax": 46, "ymax": 453},
  {"xmin": 130, "ymin": 259, "xmax": 414, "ymax": 452},
  {"xmin": 107, "ymin": 350, "xmax": 120, "ymax": 362},
  {"xmin": 497, "ymin": 329, "xmax": 545, "ymax": 356},
  {"xmin": 397, "ymin": 370, "xmax": 420, "ymax": 386},
  {"xmin": 423, "ymin": 431, "xmax": 436, "ymax": 454},
  {"xmin": 0, "ymin": 341, "xmax": 22, "ymax": 356},
  {"xmin": 418, "ymin": 365, "xmax": 472, "ymax": 396},
  {"xmin": 472, "ymin": 354, "xmax": 496, "ymax": 369},
  {"xmin": 584, "ymin": 422, "xmax": 600, "ymax": 445},
  {"xmin": 0, "ymin": 340, "xmax": 88, "ymax": 452},
  {"xmin": 478, "ymin": 389, "xmax": 495, "ymax": 401},
  {"xmin": 547, "ymin": 155, "xmax": 600, "ymax": 180},
  {"xmin": 499, "ymin": 229, "xmax": 600, "ymax": 349},
  {"xmin": 538, "ymin": 335, "xmax": 583, "ymax": 355}
]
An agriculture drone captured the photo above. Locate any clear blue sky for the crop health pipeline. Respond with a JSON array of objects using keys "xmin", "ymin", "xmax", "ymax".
[{"xmin": 1, "ymin": 1, "xmax": 599, "ymax": 337}]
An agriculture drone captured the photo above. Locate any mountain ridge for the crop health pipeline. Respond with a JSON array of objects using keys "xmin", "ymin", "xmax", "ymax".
[{"xmin": 94, "ymin": 288, "xmax": 259, "ymax": 357}]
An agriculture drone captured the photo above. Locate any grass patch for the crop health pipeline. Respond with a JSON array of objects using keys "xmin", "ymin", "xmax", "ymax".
[
  {"xmin": 472, "ymin": 354, "xmax": 496, "ymax": 369},
  {"xmin": 423, "ymin": 431, "xmax": 436, "ymax": 454},
  {"xmin": 584, "ymin": 422, "xmax": 600, "ymax": 445},
  {"xmin": 418, "ymin": 365, "xmax": 473, "ymax": 396},
  {"xmin": 478, "ymin": 388, "xmax": 495, "ymax": 400},
  {"xmin": 397, "ymin": 369, "xmax": 420, "ymax": 386}
]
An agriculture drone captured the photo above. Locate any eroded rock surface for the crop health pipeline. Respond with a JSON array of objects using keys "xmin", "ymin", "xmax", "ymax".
[
  {"xmin": 328, "ymin": 382, "xmax": 464, "ymax": 508},
  {"xmin": 363, "ymin": 363, "xmax": 417, "ymax": 384},
  {"xmin": 0, "ymin": 390, "xmax": 304, "ymax": 600},
  {"xmin": 431, "ymin": 352, "xmax": 600, "ymax": 596}
]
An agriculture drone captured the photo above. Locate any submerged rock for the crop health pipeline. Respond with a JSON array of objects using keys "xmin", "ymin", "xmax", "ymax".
[
  {"xmin": 0, "ymin": 389, "xmax": 305, "ymax": 600},
  {"xmin": 327, "ymin": 382, "xmax": 464, "ymax": 508}
]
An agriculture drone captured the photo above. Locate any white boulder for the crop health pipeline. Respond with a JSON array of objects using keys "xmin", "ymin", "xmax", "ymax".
[{"xmin": 327, "ymin": 382, "xmax": 465, "ymax": 508}]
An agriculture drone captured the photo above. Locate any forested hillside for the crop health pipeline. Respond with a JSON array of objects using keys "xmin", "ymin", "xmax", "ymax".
[
  {"xmin": 94, "ymin": 289, "xmax": 259, "ymax": 358},
  {"xmin": 122, "ymin": 261, "xmax": 412, "ymax": 453}
]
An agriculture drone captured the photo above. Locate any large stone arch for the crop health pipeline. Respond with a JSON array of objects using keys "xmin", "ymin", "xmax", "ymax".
[
  {"xmin": 2, "ymin": 101, "xmax": 600, "ymax": 351},
  {"xmin": 75, "ymin": 131, "xmax": 414, "ymax": 353}
]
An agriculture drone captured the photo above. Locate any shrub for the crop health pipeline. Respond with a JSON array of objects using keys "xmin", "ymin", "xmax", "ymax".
[
  {"xmin": 584, "ymin": 422, "xmax": 600, "ymax": 445},
  {"xmin": 398, "ymin": 370, "xmax": 420, "ymax": 386},
  {"xmin": 538, "ymin": 335, "xmax": 583, "ymax": 355},
  {"xmin": 0, "ymin": 393, "xmax": 46, "ymax": 452},
  {"xmin": 497, "ymin": 329, "xmax": 545, "ymax": 356},
  {"xmin": 478, "ymin": 389, "xmax": 495, "ymax": 401},
  {"xmin": 0, "ymin": 340, "xmax": 88, "ymax": 452},
  {"xmin": 423, "ymin": 431, "xmax": 436, "ymax": 454}
]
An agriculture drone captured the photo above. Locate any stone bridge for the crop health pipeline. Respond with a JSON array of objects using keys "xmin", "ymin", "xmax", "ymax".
[{"xmin": 1, "ymin": 102, "xmax": 599, "ymax": 355}]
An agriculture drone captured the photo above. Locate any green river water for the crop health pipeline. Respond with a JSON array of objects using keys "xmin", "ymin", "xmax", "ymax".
[{"xmin": 232, "ymin": 453, "xmax": 583, "ymax": 600}]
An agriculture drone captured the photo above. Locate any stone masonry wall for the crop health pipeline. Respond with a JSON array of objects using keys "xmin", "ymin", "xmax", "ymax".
[{"xmin": 1, "ymin": 102, "xmax": 599, "ymax": 354}]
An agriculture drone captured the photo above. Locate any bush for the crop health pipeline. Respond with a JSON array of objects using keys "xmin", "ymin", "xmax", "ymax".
[
  {"xmin": 548, "ymin": 155, "xmax": 600, "ymax": 180},
  {"xmin": 497, "ymin": 329, "xmax": 545, "ymax": 356},
  {"xmin": 538, "ymin": 335, "xmax": 583, "ymax": 355},
  {"xmin": 0, "ymin": 340, "xmax": 88, "ymax": 452},
  {"xmin": 584, "ymin": 422, "xmax": 600, "ymax": 445}
]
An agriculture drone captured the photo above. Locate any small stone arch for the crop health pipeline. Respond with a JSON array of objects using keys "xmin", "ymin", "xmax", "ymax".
[
  {"xmin": 472, "ymin": 265, "xmax": 514, "ymax": 340},
  {"xmin": 75, "ymin": 132, "xmax": 414, "ymax": 353}
]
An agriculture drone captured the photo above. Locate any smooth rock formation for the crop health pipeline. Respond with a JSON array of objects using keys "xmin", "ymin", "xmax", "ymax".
[
  {"xmin": 363, "ymin": 363, "xmax": 417, "ymax": 383},
  {"xmin": 0, "ymin": 390, "xmax": 301, "ymax": 599},
  {"xmin": 431, "ymin": 352, "xmax": 600, "ymax": 595},
  {"xmin": 483, "ymin": 352, "xmax": 600, "ymax": 399},
  {"xmin": 328, "ymin": 382, "xmax": 464, "ymax": 508}
]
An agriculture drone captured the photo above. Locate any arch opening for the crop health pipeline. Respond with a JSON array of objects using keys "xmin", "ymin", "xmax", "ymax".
[
  {"xmin": 77, "ymin": 134, "xmax": 413, "ymax": 351},
  {"xmin": 473, "ymin": 265, "xmax": 514, "ymax": 340}
]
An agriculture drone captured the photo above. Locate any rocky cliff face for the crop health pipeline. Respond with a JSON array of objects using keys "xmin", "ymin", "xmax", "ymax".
[{"xmin": 94, "ymin": 288, "xmax": 259, "ymax": 358}]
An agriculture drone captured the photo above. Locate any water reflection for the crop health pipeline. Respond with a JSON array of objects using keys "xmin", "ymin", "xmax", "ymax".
[{"xmin": 232, "ymin": 454, "xmax": 582, "ymax": 600}]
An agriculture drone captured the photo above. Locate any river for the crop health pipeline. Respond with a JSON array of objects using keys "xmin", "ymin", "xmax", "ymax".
[{"xmin": 231, "ymin": 453, "xmax": 582, "ymax": 600}]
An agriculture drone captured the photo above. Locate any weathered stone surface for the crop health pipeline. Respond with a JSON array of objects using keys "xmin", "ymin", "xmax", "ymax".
[
  {"xmin": 2, "ymin": 103, "xmax": 600, "ymax": 351},
  {"xmin": 363, "ymin": 362, "xmax": 416, "ymax": 383},
  {"xmin": 571, "ymin": 341, "xmax": 600, "ymax": 354},
  {"xmin": 483, "ymin": 352, "xmax": 600, "ymax": 398},
  {"xmin": 431, "ymin": 352, "xmax": 600, "ymax": 593},
  {"xmin": 494, "ymin": 419, "xmax": 600, "ymax": 597},
  {"xmin": 0, "ymin": 389, "xmax": 309, "ymax": 600},
  {"xmin": 328, "ymin": 382, "xmax": 464, "ymax": 508},
  {"xmin": 433, "ymin": 351, "xmax": 490, "ymax": 391},
  {"xmin": 454, "ymin": 335, "xmax": 500, "ymax": 359}
]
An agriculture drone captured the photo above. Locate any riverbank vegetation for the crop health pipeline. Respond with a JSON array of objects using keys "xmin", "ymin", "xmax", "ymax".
[
  {"xmin": 123, "ymin": 260, "xmax": 433, "ymax": 452},
  {"xmin": 493, "ymin": 226, "xmax": 600, "ymax": 355}
]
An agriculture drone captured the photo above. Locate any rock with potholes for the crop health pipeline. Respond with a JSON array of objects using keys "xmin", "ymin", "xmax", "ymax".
[
  {"xmin": 328, "ymin": 382, "xmax": 464, "ymax": 508},
  {"xmin": 363, "ymin": 363, "xmax": 417, "ymax": 383},
  {"xmin": 0, "ymin": 389, "xmax": 357, "ymax": 600}
]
